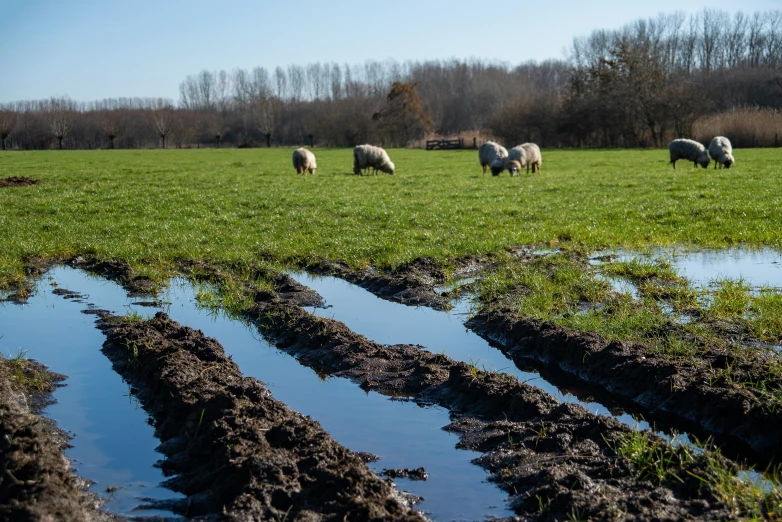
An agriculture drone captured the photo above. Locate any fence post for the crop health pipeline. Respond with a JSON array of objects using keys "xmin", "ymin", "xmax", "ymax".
[{"xmin": 473, "ymin": 137, "xmax": 477, "ymax": 149}]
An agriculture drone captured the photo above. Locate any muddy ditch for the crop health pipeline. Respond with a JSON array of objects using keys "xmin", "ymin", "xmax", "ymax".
[
  {"xmin": 0, "ymin": 355, "xmax": 117, "ymax": 521},
  {"xmin": 243, "ymin": 295, "xmax": 741, "ymax": 519},
  {"xmin": 96, "ymin": 311, "xmax": 423, "ymax": 521}
]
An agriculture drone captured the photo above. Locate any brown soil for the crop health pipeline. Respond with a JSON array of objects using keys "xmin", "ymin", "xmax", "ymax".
[
  {"xmin": 466, "ymin": 308, "xmax": 782, "ymax": 461},
  {"xmin": 0, "ymin": 359, "xmax": 119, "ymax": 521},
  {"xmin": 96, "ymin": 312, "xmax": 423, "ymax": 521},
  {"xmin": 0, "ymin": 176, "xmax": 42, "ymax": 188},
  {"xmin": 307, "ymin": 256, "xmax": 488, "ymax": 311},
  {"xmin": 246, "ymin": 296, "xmax": 731, "ymax": 520}
]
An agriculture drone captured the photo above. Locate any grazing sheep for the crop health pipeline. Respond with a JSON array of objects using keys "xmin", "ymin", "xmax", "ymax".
[
  {"xmin": 489, "ymin": 158, "xmax": 507, "ymax": 176},
  {"xmin": 353, "ymin": 144, "xmax": 395, "ymax": 175},
  {"xmin": 669, "ymin": 139, "xmax": 710, "ymax": 169},
  {"xmin": 508, "ymin": 143, "xmax": 543, "ymax": 174},
  {"xmin": 292, "ymin": 147, "xmax": 317, "ymax": 175},
  {"xmin": 506, "ymin": 160, "xmax": 522, "ymax": 176},
  {"xmin": 478, "ymin": 141, "xmax": 508, "ymax": 174},
  {"xmin": 708, "ymin": 136, "xmax": 735, "ymax": 169}
]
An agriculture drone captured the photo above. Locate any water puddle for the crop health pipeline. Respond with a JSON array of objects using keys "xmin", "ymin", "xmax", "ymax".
[
  {"xmin": 0, "ymin": 268, "xmax": 183, "ymax": 518},
  {"xmin": 290, "ymin": 272, "xmax": 655, "ymax": 430},
  {"xmin": 160, "ymin": 278, "xmax": 513, "ymax": 521},
  {"xmin": 1, "ymin": 267, "xmax": 514, "ymax": 521},
  {"xmin": 592, "ymin": 248, "xmax": 782, "ymax": 290}
]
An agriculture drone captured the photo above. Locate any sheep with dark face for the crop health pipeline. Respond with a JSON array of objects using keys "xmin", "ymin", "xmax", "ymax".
[
  {"xmin": 669, "ymin": 139, "xmax": 710, "ymax": 169},
  {"xmin": 353, "ymin": 144, "xmax": 395, "ymax": 175},
  {"xmin": 292, "ymin": 147, "xmax": 317, "ymax": 175},
  {"xmin": 478, "ymin": 141, "xmax": 508, "ymax": 174},
  {"xmin": 708, "ymin": 136, "xmax": 735, "ymax": 169},
  {"xmin": 489, "ymin": 158, "xmax": 507, "ymax": 176}
]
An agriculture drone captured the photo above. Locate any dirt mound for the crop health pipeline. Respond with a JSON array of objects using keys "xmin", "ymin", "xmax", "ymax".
[
  {"xmin": 96, "ymin": 312, "xmax": 422, "ymax": 521},
  {"xmin": 68, "ymin": 255, "xmax": 157, "ymax": 295},
  {"xmin": 0, "ymin": 176, "xmax": 42, "ymax": 188}
]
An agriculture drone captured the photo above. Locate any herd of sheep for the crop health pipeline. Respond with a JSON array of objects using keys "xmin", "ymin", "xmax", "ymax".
[
  {"xmin": 291, "ymin": 136, "xmax": 735, "ymax": 176},
  {"xmin": 669, "ymin": 136, "xmax": 735, "ymax": 169}
]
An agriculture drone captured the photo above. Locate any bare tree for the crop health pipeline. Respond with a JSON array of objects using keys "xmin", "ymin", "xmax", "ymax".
[
  {"xmin": 48, "ymin": 98, "xmax": 75, "ymax": 149},
  {"xmin": 253, "ymin": 94, "xmax": 282, "ymax": 147},
  {"xmin": 151, "ymin": 100, "xmax": 175, "ymax": 148},
  {"xmin": 0, "ymin": 107, "xmax": 17, "ymax": 150}
]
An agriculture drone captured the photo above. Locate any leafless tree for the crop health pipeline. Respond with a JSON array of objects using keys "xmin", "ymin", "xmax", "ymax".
[
  {"xmin": 48, "ymin": 97, "xmax": 75, "ymax": 149},
  {"xmin": 151, "ymin": 100, "xmax": 175, "ymax": 148},
  {"xmin": 0, "ymin": 107, "xmax": 17, "ymax": 150}
]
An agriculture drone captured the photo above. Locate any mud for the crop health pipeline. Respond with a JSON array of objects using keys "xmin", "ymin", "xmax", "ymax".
[
  {"xmin": 96, "ymin": 312, "xmax": 423, "ymax": 521},
  {"xmin": 246, "ymin": 296, "xmax": 731, "ymax": 519},
  {"xmin": 0, "ymin": 359, "xmax": 118, "ymax": 522},
  {"xmin": 466, "ymin": 307, "xmax": 782, "ymax": 461},
  {"xmin": 307, "ymin": 256, "xmax": 488, "ymax": 311},
  {"xmin": 380, "ymin": 468, "xmax": 429, "ymax": 481},
  {"xmin": 0, "ymin": 176, "xmax": 42, "ymax": 188}
]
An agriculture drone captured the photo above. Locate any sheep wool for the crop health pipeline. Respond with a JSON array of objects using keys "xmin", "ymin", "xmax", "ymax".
[
  {"xmin": 478, "ymin": 142, "xmax": 508, "ymax": 174},
  {"xmin": 508, "ymin": 143, "xmax": 542, "ymax": 174},
  {"xmin": 353, "ymin": 144, "xmax": 395, "ymax": 175},
  {"xmin": 669, "ymin": 139, "xmax": 710, "ymax": 169},
  {"xmin": 292, "ymin": 147, "xmax": 317, "ymax": 175},
  {"xmin": 708, "ymin": 136, "xmax": 735, "ymax": 169}
]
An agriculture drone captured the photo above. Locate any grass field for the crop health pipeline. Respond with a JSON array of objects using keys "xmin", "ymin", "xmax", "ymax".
[{"xmin": 2, "ymin": 147, "xmax": 781, "ymax": 291}]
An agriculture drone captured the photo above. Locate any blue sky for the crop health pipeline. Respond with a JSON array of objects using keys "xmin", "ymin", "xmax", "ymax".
[{"xmin": 1, "ymin": 0, "xmax": 779, "ymax": 103}]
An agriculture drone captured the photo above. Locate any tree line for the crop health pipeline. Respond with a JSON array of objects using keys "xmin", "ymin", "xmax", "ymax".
[{"xmin": 1, "ymin": 9, "xmax": 781, "ymax": 151}]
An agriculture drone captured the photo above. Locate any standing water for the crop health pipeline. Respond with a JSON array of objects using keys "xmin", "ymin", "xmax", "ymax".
[{"xmin": 1, "ymin": 267, "xmax": 515, "ymax": 521}]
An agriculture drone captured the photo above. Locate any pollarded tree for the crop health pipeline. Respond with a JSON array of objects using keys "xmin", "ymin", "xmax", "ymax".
[
  {"xmin": 151, "ymin": 101, "xmax": 175, "ymax": 148},
  {"xmin": 0, "ymin": 109, "xmax": 17, "ymax": 150},
  {"xmin": 48, "ymin": 97, "xmax": 75, "ymax": 149}
]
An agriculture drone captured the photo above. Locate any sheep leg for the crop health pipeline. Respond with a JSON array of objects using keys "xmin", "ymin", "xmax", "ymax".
[{"xmin": 482, "ymin": 164, "xmax": 487, "ymax": 174}]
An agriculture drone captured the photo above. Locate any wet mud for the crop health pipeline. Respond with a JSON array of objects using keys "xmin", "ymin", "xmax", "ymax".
[
  {"xmin": 466, "ymin": 307, "xmax": 782, "ymax": 461},
  {"xmin": 0, "ymin": 176, "xmax": 42, "ymax": 188},
  {"xmin": 307, "ymin": 256, "xmax": 487, "ymax": 311},
  {"xmin": 0, "ymin": 359, "xmax": 117, "ymax": 522},
  {"xmin": 247, "ymin": 296, "xmax": 731, "ymax": 519},
  {"xmin": 96, "ymin": 312, "xmax": 423, "ymax": 521}
]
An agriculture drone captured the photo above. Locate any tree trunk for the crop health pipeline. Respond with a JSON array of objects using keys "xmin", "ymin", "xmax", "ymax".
[
  {"xmin": 161, "ymin": 135, "xmax": 166, "ymax": 149},
  {"xmin": 265, "ymin": 133, "xmax": 271, "ymax": 147},
  {"xmin": 58, "ymin": 137, "xmax": 63, "ymax": 150},
  {"xmin": 109, "ymin": 136, "xmax": 115, "ymax": 149},
  {"xmin": 1, "ymin": 136, "xmax": 5, "ymax": 151}
]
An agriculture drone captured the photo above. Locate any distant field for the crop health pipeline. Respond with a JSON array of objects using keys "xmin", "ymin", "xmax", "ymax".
[{"xmin": 1, "ymin": 147, "xmax": 781, "ymax": 289}]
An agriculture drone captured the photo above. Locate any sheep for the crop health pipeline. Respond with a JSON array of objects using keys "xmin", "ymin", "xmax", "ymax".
[
  {"xmin": 708, "ymin": 136, "xmax": 735, "ymax": 169},
  {"xmin": 506, "ymin": 160, "xmax": 522, "ymax": 176},
  {"xmin": 478, "ymin": 141, "xmax": 508, "ymax": 174},
  {"xmin": 508, "ymin": 143, "xmax": 542, "ymax": 174},
  {"xmin": 353, "ymin": 144, "xmax": 395, "ymax": 175},
  {"xmin": 292, "ymin": 147, "xmax": 317, "ymax": 175},
  {"xmin": 669, "ymin": 139, "xmax": 710, "ymax": 169},
  {"xmin": 489, "ymin": 158, "xmax": 507, "ymax": 176}
]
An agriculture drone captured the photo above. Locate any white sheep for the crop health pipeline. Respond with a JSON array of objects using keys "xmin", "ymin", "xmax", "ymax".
[
  {"xmin": 292, "ymin": 147, "xmax": 317, "ymax": 175},
  {"xmin": 669, "ymin": 139, "xmax": 710, "ymax": 169},
  {"xmin": 478, "ymin": 141, "xmax": 508, "ymax": 174},
  {"xmin": 508, "ymin": 143, "xmax": 542, "ymax": 174},
  {"xmin": 708, "ymin": 136, "xmax": 735, "ymax": 169},
  {"xmin": 353, "ymin": 144, "xmax": 395, "ymax": 175}
]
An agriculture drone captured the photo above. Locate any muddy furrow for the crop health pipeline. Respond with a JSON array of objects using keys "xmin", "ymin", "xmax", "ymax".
[
  {"xmin": 248, "ymin": 299, "xmax": 730, "ymax": 520},
  {"xmin": 95, "ymin": 312, "xmax": 423, "ymax": 522},
  {"xmin": 467, "ymin": 308, "xmax": 782, "ymax": 460},
  {"xmin": 0, "ymin": 360, "xmax": 116, "ymax": 522}
]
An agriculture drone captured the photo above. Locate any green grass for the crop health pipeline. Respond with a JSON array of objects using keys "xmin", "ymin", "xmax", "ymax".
[
  {"xmin": 1, "ymin": 147, "xmax": 782, "ymax": 291},
  {"xmin": 614, "ymin": 429, "xmax": 782, "ymax": 519}
]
